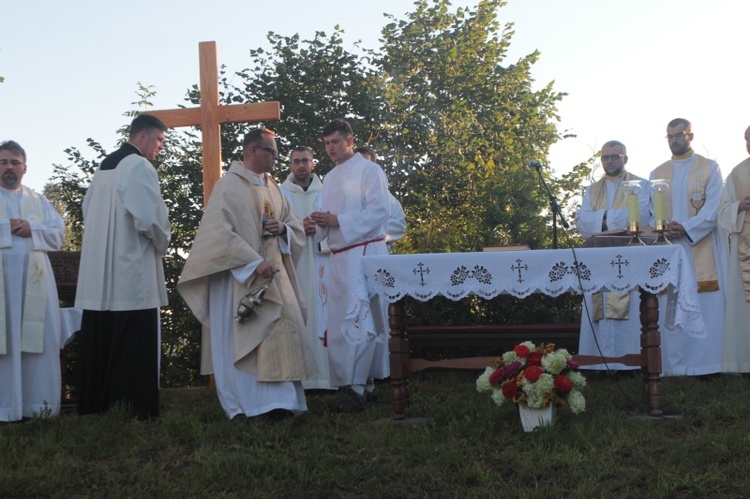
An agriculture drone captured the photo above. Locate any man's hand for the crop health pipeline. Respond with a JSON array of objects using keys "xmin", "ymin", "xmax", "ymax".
[
  {"xmin": 256, "ymin": 261, "xmax": 279, "ymax": 280},
  {"xmin": 263, "ymin": 217, "xmax": 287, "ymax": 236},
  {"xmin": 739, "ymin": 194, "xmax": 750, "ymax": 213},
  {"xmin": 666, "ymin": 221, "xmax": 686, "ymax": 239},
  {"xmin": 9, "ymin": 218, "xmax": 31, "ymax": 238},
  {"xmin": 310, "ymin": 211, "xmax": 339, "ymax": 228},
  {"xmin": 303, "ymin": 216, "xmax": 317, "ymax": 235}
]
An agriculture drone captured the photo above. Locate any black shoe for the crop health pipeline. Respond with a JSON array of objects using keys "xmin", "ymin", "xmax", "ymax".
[
  {"xmin": 365, "ymin": 390, "xmax": 379, "ymax": 403},
  {"xmin": 262, "ymin": 409, "xmax": 294, "ymax": 422},
  {"xmin": 231, "ymin": 413, "xmax": 249, "ymax": 423},
  {"xmin": 328, "ymin": 387, "xmax": 367, "ymax": 413}
]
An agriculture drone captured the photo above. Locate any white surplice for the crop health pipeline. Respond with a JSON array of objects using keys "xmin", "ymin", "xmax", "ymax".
[
  {"xmin": 281, "ymin": 174, "xmax": 333, "ymax": 390},
  {"xmin": 0, "ymin": 186, "xmax": 65, "ymax": 421},
  {"xmin": 316, "ymin": 154, "xmax": 391, "ymax": 387},
  {"xmin": 75, "ymin": 153, "xmax": 170, "ymax": 311},
  {"xmin": 717, "ymin": 161, "xmax": 750, "ymax": 372},
  {"xmin": 650, "ymin": 155, "xmax": 728, "ymax": 376},
  {"xmin": 575, "ymin": 174, "xmax": 650, "ymax": 370},
  {"xmin": 386, "ymin": 193, "xmax": 406, "ymax": 253}
]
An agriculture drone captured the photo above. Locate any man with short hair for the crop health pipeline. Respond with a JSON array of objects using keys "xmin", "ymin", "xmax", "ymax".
[
  {"xmin": 575, "ymin": 141, "xmax": 650, "ymax": 371},
  {"xmin": 312, "ymin": 119, "xmax": 391, "ymax": 412},
  {"xmin": 0, "ymin": 140, "xmax": 66, "ymax": 421},
  {"xmin": 179, "ymin": 129, "xmax": 313, "ymax": 421},
  {"xmin": 76, "ymin": 114, "xmax": 171, "ymax": 419},
  {"xmin": 717, "ymin": 125, "xmax": 750, "ymax": 372},
  {"xmin": 280, "ymin": 146, "xmax": 333, "ymax": 390},
  {"xmin": 650, "ymin": 118, "xmax": 728, "ymax": 376},
  {"xmin": 354, "ymin": 145, "xmax": 407, "ymax": 253}
]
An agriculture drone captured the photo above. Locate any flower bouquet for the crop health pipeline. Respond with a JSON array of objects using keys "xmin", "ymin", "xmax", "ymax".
[{"xmin": 476, "ymin": 342, "xmax": 586, "ymax": 415}]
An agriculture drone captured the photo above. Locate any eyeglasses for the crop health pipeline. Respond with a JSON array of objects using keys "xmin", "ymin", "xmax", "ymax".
[
  {"xmin": 291, "ymin": 158, "xmax": 312, "ymax": 165},
  {"xmin": 0, "ymin": 159, "xmax": 25, "ymax": 167},
  {"xmin": 666, "ymin": 131, "xmax": 688, "ymax": 141},
  {"xmin": 255, "ymin": 146, "xmax": 279, "ymax": 158},
  {"xmin": 601, "ymin": 154, "xmax": 625, "ymax": 161}
]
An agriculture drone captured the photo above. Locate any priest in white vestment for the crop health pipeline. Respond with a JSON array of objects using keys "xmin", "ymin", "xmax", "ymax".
[
  {"xmin": 717, "ymin": 125, "xmax": 750, "ymax": 373},
  {"xmin": 179, "ymin": 129, "xmax": 315, "ymax": 421},
  {"xmin": 0, "ymin": 140, "xmax": 66, "ymax": 422},
  {"xmin": 575, "ymin": 141, "xmax": 650, "ymax": 371},
  {"xmin": 280, "ymin": 146, "xmax": 333, "ymax": 391},
  {"xmin": 312, "ymin": 119, "xmax": 391, "ymax": 412},
  {"xmin": 650, "ymin": 118, "xmax": 728, "ymax": 376},
  {"xmin": 75, "ymin": 114, "xmax": 171, "ymax": 420}
]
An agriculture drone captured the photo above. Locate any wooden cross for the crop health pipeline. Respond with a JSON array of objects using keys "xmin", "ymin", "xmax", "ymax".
[{"xmin": 147, "ymin": 41, "xmax": 281, "ymax": 204}]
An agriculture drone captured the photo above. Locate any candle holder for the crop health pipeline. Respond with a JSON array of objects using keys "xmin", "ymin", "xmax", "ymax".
[
  {"xmin": 622, "ymin": 180, "xmax": 645, "ymax": 246},
  {"xmin": 651, "ymin": 179, "xmax": 671, "ymax": 245},
  {"xmin": 626, "ymin": 221, "xmax": 646, "ymax": 246}
]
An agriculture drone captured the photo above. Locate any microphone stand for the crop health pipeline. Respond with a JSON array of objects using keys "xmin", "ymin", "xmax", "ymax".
[{"xmin": 531, "ymin": 164, "xmax": 569, "ymax": 249}]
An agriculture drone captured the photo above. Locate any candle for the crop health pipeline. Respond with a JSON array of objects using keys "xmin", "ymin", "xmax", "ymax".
[
  {"xmin": 654, "ymin": 192, "xmax": 667, "ymax": 222},
  {"xmin": 626, "ymin": 194, "xmax": 640, "ymax": 225}
]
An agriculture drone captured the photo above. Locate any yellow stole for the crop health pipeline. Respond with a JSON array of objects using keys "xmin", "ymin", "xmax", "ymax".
[
  {"xmin": 0, "ymin": 189, "xmax": 48, "ymax": 355},
  {"xmin": 589, "ymin": 173, "xmax": 640, "ymax": 320},
  {"xmin": 652, "ymin": 154, "xmax": 718, "ymax": 292},
  {"xmin": 729, "ymin": 158, "xmax": 750, "ymax": 300}
]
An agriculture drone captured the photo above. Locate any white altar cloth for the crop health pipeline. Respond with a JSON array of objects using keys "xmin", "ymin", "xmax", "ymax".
[
  {"xmin": 60, "ymin": 307, "xmax": 83, "ymax": 346},
  {"xmin": 344, "ymin": 246, "xmax": 704, "ymax": 345}
]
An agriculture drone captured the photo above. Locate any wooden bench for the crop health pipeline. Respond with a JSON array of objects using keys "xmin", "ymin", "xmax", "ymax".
[
  {"xmin": 49, "ymin": 251, "xmax": 80, "ymax": 406},
  {"xmin": 406, "ymin": 323, "xmax": 581, "ymax": 359}
]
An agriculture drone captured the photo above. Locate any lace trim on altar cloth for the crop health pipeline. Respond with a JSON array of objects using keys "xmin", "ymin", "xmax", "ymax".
[{"xmin": 341, "ymin": 246, "xmax": 706, "ymax": 345}]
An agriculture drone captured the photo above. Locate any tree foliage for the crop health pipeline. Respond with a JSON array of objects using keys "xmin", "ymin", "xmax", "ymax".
[{"xmin": 49, "ymin": 0, "xmax": 588, "ymax": 386}]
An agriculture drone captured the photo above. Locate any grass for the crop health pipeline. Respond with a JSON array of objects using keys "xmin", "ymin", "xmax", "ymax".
[{"xmin": 3, "ymin": 371, "xmax": 750, "ymax": 497}]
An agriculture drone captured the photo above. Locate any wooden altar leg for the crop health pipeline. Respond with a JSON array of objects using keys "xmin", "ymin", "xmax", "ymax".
[
  {"xmin": 388, "ymin": 300, "xmax": 409, "ymax": 420},
  {"xmin": 639, "ymin": 289, "xmax": 663, "ymax": 416}
]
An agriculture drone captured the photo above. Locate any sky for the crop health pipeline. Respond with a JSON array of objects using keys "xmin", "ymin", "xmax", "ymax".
[{"xmin": 2, "ymin": 0, "xmax": 749, "ymax": 192}]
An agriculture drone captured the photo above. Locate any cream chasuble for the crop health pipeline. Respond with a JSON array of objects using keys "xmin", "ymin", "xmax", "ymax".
[
  {"xmin": 653, "ymin": 155, "xmax": 718, "ymax": 292},
  {"xmin": 727, "ymin": 158, "xmax": 750, "ymax": 300},
  {"xmin": 179, "ymin": 161, "xmax": 312, "ymax": 382}
]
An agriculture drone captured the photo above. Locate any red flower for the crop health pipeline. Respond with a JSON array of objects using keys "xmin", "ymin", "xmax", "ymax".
[
  {"xmin": 502, "ymin": 381, "xmax": 518, "ymax": 398},
  {"xmin": 489, "ymin": 368, "xmax": 504, "ymax": 386},
  {"xmin": 514, "ymin": 344, "xmax": 531, "ymax": 358},
  {"xmin": 527, "ymin": 351, "xmax": 543, "ymax": 366},
  {"xmin": 524, "ymin": 365, "xmax": 544, "ymax": 382},
  {"xmin": 554, "ymin": 374, "xmax": 573, "ymax": 393}
]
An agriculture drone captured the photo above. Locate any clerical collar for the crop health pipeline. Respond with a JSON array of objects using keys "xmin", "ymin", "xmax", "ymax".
[
  {"xmin": 604, "ymin": 170, "xmax": 626, "ymax": 181},
  {"xmin": 126, "ymin": 142, "xmax": 143, "ymax": 156},
  {"xmin": 672, "ymin": 148, "xmax": 694, "ymax": 161}
]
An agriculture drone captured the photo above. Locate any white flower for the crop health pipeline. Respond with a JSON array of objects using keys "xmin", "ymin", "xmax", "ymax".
[
  {"xmin": 490, "ymin": 388, "xmax": 506, "ymax": 407},
  {"xmin": 502, "ymin": 351, "xmax": 520, "ymax": 365},
  {"xmin": 566, "ymin": 370, "xmax": 587, "ymax": 390},
  {"xmin": 522, "ymin": 373, "xmax": 554, "ymax": 409},
  {"xmin": 525, "ymin": 391, "xmax": 545, "ymax": 409},
  {"xmin": 568, "ymin": 390, "xmax": 586, "ymax": 414},
  {"xmin": 476, "ymin": 367, "xmax": 494, "ymax": 393},
  {"xmin": 542, "ymin": 351, "xmax": 568, "ymax": 374}
]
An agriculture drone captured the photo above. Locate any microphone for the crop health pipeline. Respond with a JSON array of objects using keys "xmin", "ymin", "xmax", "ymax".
[{"xmin": 527, "ymin": 160, "xmax": 543, "ymax": 170}]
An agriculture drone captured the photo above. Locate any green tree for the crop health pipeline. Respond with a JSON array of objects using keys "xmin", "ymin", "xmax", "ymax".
[
  {"xmin": 376, "ymin": 0, "xmax": 567, "ymax": 253},
  {"xmin": 50, "ymin": 1, "xmax": 590, "ymax": 385},
  {"xmin": 232, "ymin": 28, "xmax": 383, "ymax": 176}
]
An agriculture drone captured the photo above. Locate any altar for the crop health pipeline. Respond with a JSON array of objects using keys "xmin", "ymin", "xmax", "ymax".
[{"xmin": 348, "ymin": 246, "xmax": 704, "ymax": 419}]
